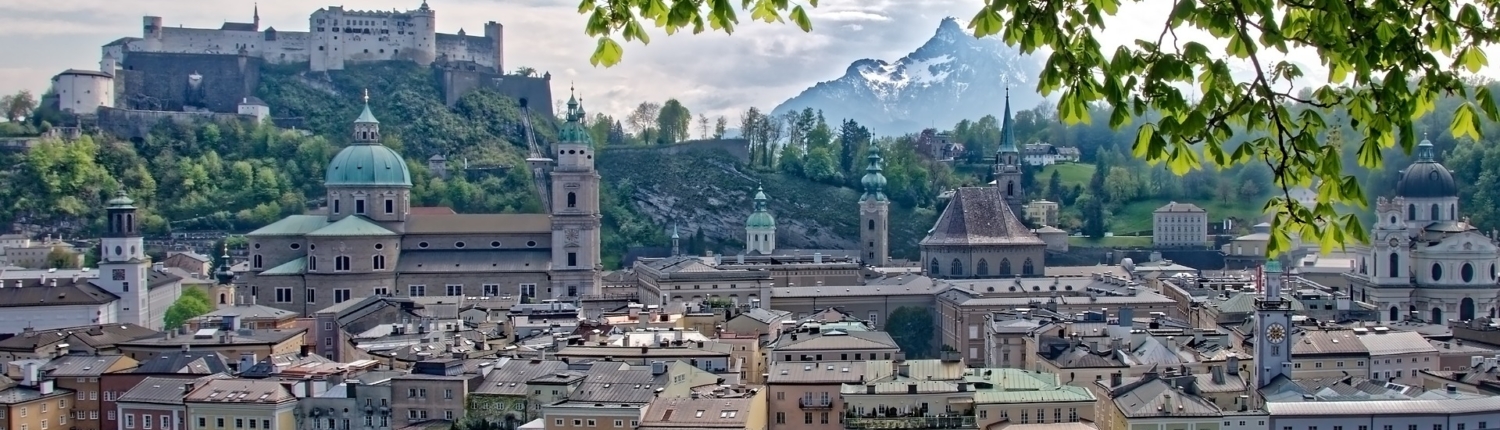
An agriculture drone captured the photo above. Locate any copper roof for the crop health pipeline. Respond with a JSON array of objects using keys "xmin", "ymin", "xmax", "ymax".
[{"xmin": 920, "ymin": 187, "xmax": 1044, "ymax": 246}]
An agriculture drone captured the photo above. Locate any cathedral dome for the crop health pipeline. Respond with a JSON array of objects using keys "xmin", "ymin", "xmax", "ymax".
[
  {"xmin": 1396, "ymin": 139, "xmax": 1457, "ymax": 198},
  {"xmin": 326, "ymin": 143, "xmax": 412, "ymax": 187}
]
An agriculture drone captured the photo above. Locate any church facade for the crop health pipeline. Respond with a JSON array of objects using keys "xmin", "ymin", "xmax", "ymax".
[
  {"xmin": 1348, "ymin": 139, "xmax": 1500, "ymax": 323},
  {"xmin": 239, "ymin": 94, "xmax": 600, "ymax": 316}
]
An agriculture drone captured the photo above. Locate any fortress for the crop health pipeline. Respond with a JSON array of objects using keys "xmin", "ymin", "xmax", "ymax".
[{"xmin": 101, "ymin": 1, "xmax": 502, "ymax": 73}]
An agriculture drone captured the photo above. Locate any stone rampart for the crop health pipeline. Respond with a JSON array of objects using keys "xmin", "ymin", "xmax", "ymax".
[
  {"xmin": 97, "ymin": 107, "xmax": 251, "ymax": 140},
  {"xmin": 437, "ymin": 65, "xmax": 553, "ymax": 117},
  {"xmin": 118, "ymin": 52, "xmax": 263, "ymax": 113}
]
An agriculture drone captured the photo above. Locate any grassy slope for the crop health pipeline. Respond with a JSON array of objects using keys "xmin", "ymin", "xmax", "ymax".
[
  {"xmin": 1109, "ymin": 199, "xmax": 1266, "ymax": 234},
  {"xmin": 1039, "ymin": 163, "xmax": 1094, "ymax": 188}
]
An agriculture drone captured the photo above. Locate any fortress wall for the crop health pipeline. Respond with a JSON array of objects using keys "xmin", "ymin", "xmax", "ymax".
[
  {"xmin": 260, "ymin": 31, "xmax": 313, "ymax": 64},
  {"xmin": 438, "ymin": 68, "xmax": 553, "ymax": 117},
  {"xmin": 118, "ymin": 52, "xmax": 262, "ymax": 113},
  {"xmin": 157, "ymin": 27, "xmax": 263, "ymax": 55},
  {"xmin": 435, "ymin": 34, "xmax": 498, "ymax": 69},
  {"xmin": 600, "ymin": 139, "xmax": 751, "ymax": 164}
]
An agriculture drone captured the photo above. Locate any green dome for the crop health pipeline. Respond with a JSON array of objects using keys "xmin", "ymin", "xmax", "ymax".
[
  {"xmin": 326, "ymin": 144, "xmax": 412, "ymax": 187},
  {"xmin": 558, "ymin": 94, "xmax": 594, "ymax": 146},
  {"xmin": 861, "ymin": 145, "xmax": 888, "ymax": 201},
  {"xmin": 107, "ymin": 190, "xmax": 136, "ymax": 207},
  {"xmin": 747, "ymin": 186, "xmax": 775, "ymax": 228}
]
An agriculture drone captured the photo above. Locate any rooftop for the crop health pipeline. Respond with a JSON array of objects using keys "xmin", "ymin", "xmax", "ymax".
[
  {"xmin": 184, "ymin": 378, "xmax": 296, "ymax": 404},
  {"xmin": 921, "ymin": 187, "xmax": 1045, "ymax": 246}
]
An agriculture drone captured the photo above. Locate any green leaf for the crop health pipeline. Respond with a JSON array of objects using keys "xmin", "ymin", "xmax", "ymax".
[
  {"xmin": 969, "ymin": 7, "xmax": 1003, "ymax": 38},
  {"xmin": 1132, "ymin": 123, "xmax": 1157, "ymax": 159},
  {"xmin": 790, "ymin": 5, "xmax": 812, "ymax": 32},
  {"xmin": 1462, "ymin": 47, "xmax": 1489, "ymax": 74},
  {"xmin": 1450, "ymin": 102, "xmax": 1481, "ymax": 141},
  {"xmin": 590, "ymin": 37, "xmax": 624, "ymax": 67}
]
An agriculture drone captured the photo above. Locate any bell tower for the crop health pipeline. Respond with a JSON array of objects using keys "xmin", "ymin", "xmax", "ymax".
[
  {"xmin": 98, "ymin": 191, "xmax": 150, "ymax": 328},
  {"xmin": 859, "ymin": 144, "xmax": 890, "ymax": 266},
  {"xmin": 994, "ymin": 89, "xmax": 1024, "ymax": 210},
  {"xmin": 549, "ymin": 91, "xmax": 602, "ymax": 298},
  {"xmin": 1254, "ymin": 257, "xmax": 1294, "ymax": 389}
]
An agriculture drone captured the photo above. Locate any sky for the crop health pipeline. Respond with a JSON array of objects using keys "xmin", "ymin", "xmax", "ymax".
[{"xmin": 0, "ymin": 0, "xmax": 1493, "ymax": 121}]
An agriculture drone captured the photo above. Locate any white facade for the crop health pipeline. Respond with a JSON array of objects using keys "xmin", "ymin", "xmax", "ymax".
[
  {"xmin": 52, "ymin": 70, "xmax": 115, "ymax": 113},
  {"xmin": 1153, "ymin": 202, "xmax": 1209, "ymax": 247},
  {"xmin": 238, "ymin": 98, "xmax": 271, "ymax": 122},
  {"xmin": 0, "ymin": 302, "xmax": 119, "ymax": 332},
  {"xmin": 108, "ymin": 3, "xmax": 502, "ymax": 73},
  {"xmin": 1267, "ymin": 397, "xmax": 1500, "ymax": 430},
  {"xmin": 1023, "ymin": 143, "xmax": 1057, "ymax": 166}
]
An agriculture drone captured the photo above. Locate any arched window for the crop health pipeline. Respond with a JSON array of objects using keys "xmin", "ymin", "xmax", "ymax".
[
  {"xmin": 1388, "ymin": 252, "xmax": 1399, "ymax": 278},
  {"xmin": 1432, "ymin": 263, "xmax": 1444, "ymax": 281},
  {"xmin": 1462, "ymin": 263, "xmax": 1475, "ymax": 282},
  {"xmin": 373, "ymin": 255, "xmax": 386, "ymax": 270},
  {"xmin": 219, "ymin": 294, "xmax": 226, "ymax": 305},
  {"xmin": 1022, "ymin": 258, "xmax": 1036, "ymax": 276},
  {"xmin": 929, "ymin": 258, "xmax": 940, "ymax": 275},
  {"xmin": 308, "ymin": 256, "xmax": 317, "ymax": 271},
  {"xmin": 1408, "ymin": 204, "xmax": 1416, "ymax": 221},
  {"xmin": 999, "ymin": 258, "xmax": 1012, "ymax": 276},
  {"xmin": 567, "ymin": 192, "xmax": 577, "ymax": 208},
  {"xmin": 977, "ymin": 259, "xmax": 990, "ymax": 277},
  {"xmin": 1431, "ymin": 204, "xmax": 1440, "ymax": 220},
  {"xmin": 868, "ymin": 220, "xmax": 875, "ymax": 230},
  {"xmin": 951, "ymin": 259, "xmax": 964, "ymax": 276},
  {"xmin": 1006, "ymin": 181, "xmax": 1016, "ymax": 196},
  {"xmin": 1359, "ymin": 258, "xmax": 1367, "ymax": 274},
  {"xmin": 253, "ymin": 255, "xmax": 263, "ymax": 269},
  {"xmin": 335, "ymin": 256, "xmax": 351, "ymax": 272},
  {"xmin": 1389, "ymin": 216, "xmax": 1396, "ymax": 225}
]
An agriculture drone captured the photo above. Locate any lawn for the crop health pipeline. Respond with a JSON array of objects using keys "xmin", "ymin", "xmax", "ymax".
[
  {"xmin": 1108, "ymin": 198, "xmax": 1268, "ymax": 234},
  {"xmin": 1038, "ymin": 163, "xmax": 1093, "ymax": 190},
  {"xmin": 1068, "ymin": 235, "xmax": 1154, "ymax": 248}
]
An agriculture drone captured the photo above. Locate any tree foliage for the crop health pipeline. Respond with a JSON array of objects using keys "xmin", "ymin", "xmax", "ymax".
[
  {"xmin": 578, "ymin": 0, "xmax": 1500, "ymax": 256},
  {"xmin": 164, "ymin": 288, "xmax": 214, "ymax": 329},
  {"xmin": 885, "ymin": 306, "xmax": 936, "ymax": 359},
  {"xmin": 656, "ymin": 99, "xmax": 692, "ymax": 144},
  {"xmin": 1, "ymin": 90, "xmax": 37, "ymax": 122}
]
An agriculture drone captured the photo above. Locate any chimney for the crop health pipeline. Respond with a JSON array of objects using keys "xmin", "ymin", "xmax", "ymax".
[
  {"xmin": 300, "ymin": 345, "xmax": 314, "ymax": 357},
  {"xmin": 185, "ymin": 382, "xmax": 197, "ymax": 395},
  {"xmin": 239, "ymin": 353, "xmax": 257, "ymax": 373},
  {"xmin": 346, "ymin": 380, "xmax": 360, "ymax": 398},
  {"xmin": 814, "ymin": 253, "xmax": 823, "ymax": 264},
  {"xmin": 1162, "ymin": 393, "xmax": 1173, "ymax": 413},
  {"xmin": 897, "ymin": 362, "xmax": 911, "ymax": 378},
  {"xmin": 40, "ymin": 379, "xmax": 55, "ymax": 395},
  {"xmin": 1227, "ymin": 356, "xmax": 1241, "ymax": 375},
  {"xmin": 1211, "ymin": 365, "xmax": 1225, "ymax": 384},
  {"xmin": 1109, "ymin": 371, "xmax": 1123, "ymax": 387},
  {"xmin": 1119, "ymin": 308, "xmax": 1134, "ymax": 329},
  {"xmin": 1448, "ymin": 384, "xmax": 1459, "ymax": 394},
  {"xmin": 652, "ymin": 361, "xmax": 667, "ymax": 376}
]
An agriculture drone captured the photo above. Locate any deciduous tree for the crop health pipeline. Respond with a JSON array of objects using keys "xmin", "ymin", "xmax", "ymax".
[
  {"xmin": 656, "ymin": 99, "xmax": 692, "ymax": 144},
  {"xmin": 164, "ymin": 288, "xmax": 214, "ymax": 329}
]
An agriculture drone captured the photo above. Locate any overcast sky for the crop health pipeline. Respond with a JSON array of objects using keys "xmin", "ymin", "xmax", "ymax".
[{"xmin": 1, "ymin": 0, "xmax": 1494, "ymax": 121}]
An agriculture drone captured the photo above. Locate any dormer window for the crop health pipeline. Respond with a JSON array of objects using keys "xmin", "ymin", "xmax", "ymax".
[{"xmin": 355, "ymin": 199, "xmax": 366, "ymax": 214}]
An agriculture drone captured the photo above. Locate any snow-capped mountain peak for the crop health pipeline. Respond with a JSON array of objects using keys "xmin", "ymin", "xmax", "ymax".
[{"xmin": 772, "ymin": 17, "xmax": 1043, "ymax": 133}]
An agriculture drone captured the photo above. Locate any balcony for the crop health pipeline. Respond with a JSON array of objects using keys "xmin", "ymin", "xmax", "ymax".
[
  {"xmin": 844, "ymin": 415, "xmax": 977, "ymax": 430},
  {"xmin": 799, "ymin": 399, "xmax": 834, "ymax": 410}
]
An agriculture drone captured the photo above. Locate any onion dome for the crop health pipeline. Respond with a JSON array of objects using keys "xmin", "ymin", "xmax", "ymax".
[
  {"xmin": 861, "ymin": 145, "xmax": 888, "ymax": 202},
  {"xmin": 746, "ymin": 186, "xmax": 776, "ymax": 228},
  {"xmin": 558, "ymin": 92, "xmax": 594, "ymax": 146}
]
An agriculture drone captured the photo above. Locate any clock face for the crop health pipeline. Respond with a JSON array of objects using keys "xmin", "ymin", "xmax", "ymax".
[
  {"xmin": 112, "ymin": 269, "xmax": 126, "ymax": 281},
  {"xmin": 1266, "ymin": 323, "xmax": 1287, "ymax": 343},
  {"xmin": 1389, "ymin": 237, "xmax": 1400, "ymax": 247},
  {"xmin": 565, "ymin": 229, "xmax": 580, "ymax": 244}
]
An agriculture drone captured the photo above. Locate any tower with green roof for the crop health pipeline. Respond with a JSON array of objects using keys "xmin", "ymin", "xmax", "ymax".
[
  {"xmin": 98, "ymin": 190, "xmax": 151, "ymax": 327},
  {"xmin": 324, "ymin": 90, "xmax": 412, "ymax": 226},
  {"xmin": 745, "ymin": 186, "xmax": 777, "ymax": 254},
  {"xmin": 859, "ymin": 145, "xmax": 890, "ymax": 266},
  {"xmin": 994, "ymin": 89, "xmax": 1024, "ymax": 207},
  {"xmin": 549, "ymin": 91, "xmax": 602, "ymax": 297}
]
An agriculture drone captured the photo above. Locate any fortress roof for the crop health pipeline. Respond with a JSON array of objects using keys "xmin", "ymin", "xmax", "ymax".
[{"xmin": 56, "ymin": 69, "xmax": 112, "ymax": 79}]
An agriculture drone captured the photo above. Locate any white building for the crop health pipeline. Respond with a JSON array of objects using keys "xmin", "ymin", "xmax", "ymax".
[
  {"xmin": 103, "ymin": 2, "xmax": 504, "ymax": 73},
  {"xmin": 237, "ymin": 97, "xmax": 271, "ymax": 122},
  {"xmin": 1152, "ymin": 202, "xmax": 1208, "ymax": 247},
  {"xmin": 51, "ymin": 69, "xmax": 115, "ymax": 113},
  {"xmin": 1350, "ymin": 139, "xmax": 1500, "ymax": 324},
  {"xmin": 1023, "ymin": 143, "xmax": 1058, "ymax": 166}
]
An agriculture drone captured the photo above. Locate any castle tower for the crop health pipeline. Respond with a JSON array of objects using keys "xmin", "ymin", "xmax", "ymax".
[
  {"xmin": 549, "ymin": 92, "xmax": 602, "ymax": 298},
  {"xmin": 1254, "ymin": 258, "xmax": 1294, "ymax": 389},
  {"xmin": 98, "ymin": 191, "xmax": 150, "ymax": 327},
  {"xmin": 411, "ymin": 1, "xmax": 438, "ymax": 66},
  {"xmin": 324, "ymin": 91, "xmax": 413, "ymax": 225},
  {"xmin": 484, "ymin": 21, "xmax": 505, "ymax": 72},
  {"xmin": 745, "ymin": 187, "xmax": 777, "ymax": 255},
  {"xmin": 860, "ymin": 144, "xmax": 890, "ymax": 266},
  {"xmin": 994, "ymin": 89, "xmax": 1024, "ymax": 209}
]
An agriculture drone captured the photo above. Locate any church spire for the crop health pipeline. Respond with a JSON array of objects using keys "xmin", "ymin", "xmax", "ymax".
[
  {"xmin": 998, "ymin": 88, "xmax": 1017, "ymax": 154},
  {"xmin": 861, "ymin": 144, "xmax": 888, "ymax": 202},
  {"xmin": 253, "ymin": 3, "xmax": 260, "ymax": 29},
  {"xmin": 671, "ymin": 223, "xmax": 681, "ymax": 256}
]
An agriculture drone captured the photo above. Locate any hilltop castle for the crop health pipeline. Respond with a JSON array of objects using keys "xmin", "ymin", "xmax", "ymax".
[{"xmin": 101, "ymin": 1, "xmax": 502, "ymax": 73}]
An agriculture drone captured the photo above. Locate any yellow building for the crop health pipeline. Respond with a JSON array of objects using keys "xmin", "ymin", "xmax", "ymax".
[{"xmin": 184, "ymin": 379, "xmax": 299, "ymax": 430}]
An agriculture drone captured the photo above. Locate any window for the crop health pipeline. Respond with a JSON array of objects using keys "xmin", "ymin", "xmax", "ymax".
[
  {"xmin": 554, "ymin": 420, "xmax": 563, "ymax": 427},
  {"xmin": 567, "ymin": 192, "xmax": 577, "ymax": 208},
  {"xmin": 385, "ymin": 199, "xmax": 395, "ymax": 214},
  {"xmin": 308, "ymin": 256, "xmax": 318, "ymax": 271},
  {"xmin": 198, "ymin": 418, "xmax": 207, "ymax": 428},
  {"xmin": 445, "ymin": 411, "xmax": 454, "ymax": 420},
  {"xmin": 568, "ymin": 285, "xmax": 577, "ymax": 297},
  {"xmin": 951, "ymin": 258, "xmax": 964, "ymax": 276},
  {"xmin": 568, "ymin": 252, "xmax": 578, "ymax": 267},
  {"xmin": 587, "ymin": 420, "xmax": 597, "ymax": 426},
  {"xmin": 410, "ymin": 285, "xmax": 426, "ymax": 296},
  {"xmin": 253, "ymin": 255, "xmax": 263, "ymax": 269},
  {"xmin": 276, "ymin": 287, "xmax": 293, "ymax": 303},
  {"xmin": 805, "ymin": 412, "xmax": 813, "ymax": 424},
  {"xmin": 447, "ymin": 284, "xmax": 463, "ymax": 296},
  {"xmin": 615, "ymin": 420, "xmax": 624, "ymax": 427},
  {"xmin": 335, "ymin": 255, "xmax": 351, "ymax": 271},
  {"xmin": 335, "ymin": 289, "xmax": 351, "ymax": 303},
  {"xmin": 776, "ymin": 412, "xmax": 785, "ymax": 424},
  {"xmin": 125, "ymin": 414, "xmax": 134, "ymax": 429},
  {"xmin": 355, "ymin": 199, "xmax": 366, "ymax": 214},
  {"xmin": 482, "ymin": 284, "xmax": 499, "ymax": 296},
  {"xmin": 574, "ymin": 420, "xmax": 583, "ymax": 426},
  {"xmin": 307, "ymin": 289, "xmax": 317, "ymax": 303},
  {"xmin": 444, "ymin": 389, "xmax": 453, "ymax": 399},
  {"xmin": 237, "ymin": 419, "xmax": 246, "ymax": 428},
  {"xmin": 143, "ymin": 415, "xmax": 152, "ymax": 429},
  {"xmin": 373, "ymin": 255, "xmax": 386, "ymax": 270},
  {"xmin": 333, "ymin": 199, "xmax": 341, "ymax": 214}
]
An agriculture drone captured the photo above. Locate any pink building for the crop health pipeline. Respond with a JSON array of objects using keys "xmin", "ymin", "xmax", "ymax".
[
  {"xmin": 115, "ymin": 375, "xmax": 229, "ymax": 430},
  {"xmin": 765, "ymin": 361, "xmax": 865, "ymax": 430}
]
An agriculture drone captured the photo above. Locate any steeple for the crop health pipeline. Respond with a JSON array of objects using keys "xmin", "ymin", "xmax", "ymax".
[
  {"xmin": 998, "ymin": 88, "xmax": 1018, "ymax": 154},
  {"xmin": 1416, "ymin": 135, "xmax": 1435, "ymax": 162},
  {"xmin": 353, "ymin": 89, "xmax": 380, "ymax": 144},
  {"xmin": 861, "ymin": 144, "xmax": 888, "ymax": 202},
  {"xmin": 559, "ymin": 87, "xmax": 593, "ymax": 145},
  {"xmin": 671, "ymin": 224, "xmax": 681, "ymax": 257},
  {"xmin": 214, "ymin": 245, "xmax": 235, "ymax": 285},
  {"xmin": 253, "ymin": 3, "xmax": 260, "ymax": 30},
  {"xmin": 745, "ymin": 186, "xmax": 776, "ymax": 255}
]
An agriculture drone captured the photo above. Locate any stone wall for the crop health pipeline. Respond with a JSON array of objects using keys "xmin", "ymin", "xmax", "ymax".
[
  {"xmin": 436, "ymin": 65, "xmax": 554, "ymax": 117},
  {"xmin": 117, "ymin": 52, "xmax": 263, "ymax": 113},
  {"xmin": 97, "ymin": 107, "xmax": 252, "ymax": 140}
]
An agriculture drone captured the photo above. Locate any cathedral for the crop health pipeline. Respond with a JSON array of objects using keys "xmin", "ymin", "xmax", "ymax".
[
  {"xmin": 238, "ymin": 93, "xmax": 601, "ymax": 316},
  {"xmin": 1350, "ymin": 138, "xmax": 1500, "ymax": 323}
]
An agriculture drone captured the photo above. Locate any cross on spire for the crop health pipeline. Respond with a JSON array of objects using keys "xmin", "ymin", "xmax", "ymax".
[{"xmin": 363, "ymin": 88, "xmax": 370, "ymax": 104}]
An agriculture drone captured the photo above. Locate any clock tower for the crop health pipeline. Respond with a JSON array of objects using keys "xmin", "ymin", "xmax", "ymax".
[
  {"xmin": 97, "ymin": 191, "xmax": 150, "ymax": 328},
  {"xmin": 549, "ymin": 92, "xmax": 601, "ymax": 298},
  {"xmin": 1254, "ymin": 257, "xmax": 1294, "ymax": 388}
]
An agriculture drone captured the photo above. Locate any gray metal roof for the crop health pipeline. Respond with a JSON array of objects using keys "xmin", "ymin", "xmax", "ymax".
[
  {"xmin": 474, "ymin": 359, "xmax": 568, "ymax": 395},
  {"xmin": 133, "ymin": 351, "xmax": 232, "ymax": 374},
  {"xmin": 45, "ymin": 355, "xmax": 132, "ymax": 376},
  {"xmin": 0, "ymin": 277, "xmax": 120, "ymax": 307},
  {"xmin": 920, "ymin": 187, "xmax": 1045, "ymax": 246},
  {"xmin": 117, "ymin": 374, "xmax": 231, "ymax": 405},
  {"xmin": 1267, "ymin": 396, "xmax": 1500, "ymax": 416}
]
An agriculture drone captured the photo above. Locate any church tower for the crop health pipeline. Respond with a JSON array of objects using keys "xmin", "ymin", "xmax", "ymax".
[
  {"xmin": 994, "ymin": 90, "xmax": 1024, "ymax": 210},
  {"xmin": 324, "ymin": 91, "xmax": 412, "ymax": 227},
  {"xmin": 860, "ymin": 145, "xmax": 890, "ymax": 266},
  {"xmin": 550, "ymin": 92, "xmax": 602, "ymax": 298},
  {"xmin": 98, "ymin": 191, "xmax": 150, "ymax": 327},
  {"xmin": 1254, "ymin": 257, "xmax": 1294, "ymax": 388},
  {"xmin": 746, "ymin": 187, "xmax": 777, "ymax": 255}
]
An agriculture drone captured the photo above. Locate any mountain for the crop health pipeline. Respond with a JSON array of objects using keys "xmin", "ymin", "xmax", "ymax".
[{"xmin": 771, "ymin": 17, "xmax": 1045, "ymax": 134}]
